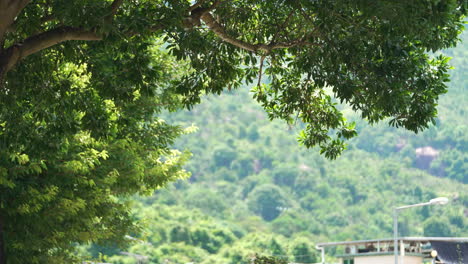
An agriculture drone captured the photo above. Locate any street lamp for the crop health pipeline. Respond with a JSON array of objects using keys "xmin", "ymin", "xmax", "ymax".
[{"xmin": 393, "ymin": 197, "xmax": 449, "ymax": 264}]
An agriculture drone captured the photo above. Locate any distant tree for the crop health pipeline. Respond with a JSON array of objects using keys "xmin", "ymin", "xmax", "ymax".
[
  {"xmin": 269, "ymin": 238, "xmax": 286, "ymax": 256},
  {"xmin": 424, "ymin": 218, "xmax": 453, "ymax": 237},
  {"xmin": 437, "ymin": 150, "xmax": 468, "ymax": 183},
  {"xmin": 271, "ymin": 213, "xmax": 309, "ymax": 237},
  {"xmin": 190, "ymin": 227, "xmax": 235, "ymax": 254},
  {"xmin": 247, "ymin": 125, "xmax": 260, "ymax": 142},
  {"xmin": 239, "ymin": 126, "xmax": 248, "ymax": 139},
  {"xmin": 231, "ymin": 157, "xmax": 255, "ymax": 179},
  {"xmin": 213, "ymin": 167, "xmax": 238, "ymax": 182},
  {"xmin": 213, "ymin": 147, "xmax": 238, "ymax": 167},
  {"xmin": 170, "ymin": 226, "xmax": 192, "ymax": 243},
  {"xmin": 294, "ymin": 172, "xmax": 319, "ymax": 196},
  {"xmin": 290, "ymin": 238, "xmax": 318, "ymax": 264},
  {"xmin": 220, "ymin": 234, "xmax": 291, "ymax": 263},
  {"xmin": 247, "ymin": 184, "xmax": 289, "ymax": 221},
  {"xmin": 184, "ymin": 189, "xmax": 227, "ymax": 216},
  {"xmin": 252, "ymin": 254, "xmax": 287, "ymax": 264},
  {"xmin": 273, "ymin": 165, "xmax": 298, "ymax": 188},
  {"xmin": 449, "ymin": 215, "xmax": 465, "ymax": 229},
  {"xmin": 151, "ymin": 243, "xmax": 209, "ymax": 264},
  {"xmin": 254, "ymin": 150, "xmax": 274, "ymax": 171},
  {"xmin": 420, "ymin": 206, "xmax": 430, "ymax": 219}
]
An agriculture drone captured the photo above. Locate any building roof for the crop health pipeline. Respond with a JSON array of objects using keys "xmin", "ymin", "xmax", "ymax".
[{"xmin": 317, "ymin": 237, "xmax": 468, "ymax": 247}]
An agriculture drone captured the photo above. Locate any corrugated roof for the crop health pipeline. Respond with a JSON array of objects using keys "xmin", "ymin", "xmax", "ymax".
[{"xmin": 317, "ymin": 237, "xmax": 468, "ymax": 247}]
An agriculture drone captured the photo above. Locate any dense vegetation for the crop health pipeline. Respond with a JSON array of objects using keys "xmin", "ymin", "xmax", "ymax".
[
  {"xmin": 88, "ymin": 31, "xmax": 468, "ymax": 264},
  {"xmin": 0, "ymin": 0, "xmax": 466, "ymax": 263}
]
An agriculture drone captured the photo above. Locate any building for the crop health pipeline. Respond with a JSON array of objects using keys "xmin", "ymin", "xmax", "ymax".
[{"xmin": 316, "ymin": 237, "xmax": 468, "ymax": 264}]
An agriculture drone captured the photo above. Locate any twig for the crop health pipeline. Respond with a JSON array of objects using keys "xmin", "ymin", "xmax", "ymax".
[{"xmin": 257, "ymin": 54, "xmax": 266, "ymax": 88}]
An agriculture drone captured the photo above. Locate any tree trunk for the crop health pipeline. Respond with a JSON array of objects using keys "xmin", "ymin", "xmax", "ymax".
[{"xmin": 0, "ymin": 214, "xmax": 6, "ymax": 264}]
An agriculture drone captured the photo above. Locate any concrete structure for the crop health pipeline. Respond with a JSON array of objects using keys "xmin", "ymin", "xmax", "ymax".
[
  {"xmin": 317, "ymin": 237, "xmax": 468, "ymax": 264},
  {"xmin": 349, "ymin": 255, "xmax": 422, "ymax": 264}
]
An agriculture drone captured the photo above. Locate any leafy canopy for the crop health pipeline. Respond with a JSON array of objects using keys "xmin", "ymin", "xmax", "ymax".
[{"xmin": 0, "ymin": 0, "xmax": 466, "ymax": 262}]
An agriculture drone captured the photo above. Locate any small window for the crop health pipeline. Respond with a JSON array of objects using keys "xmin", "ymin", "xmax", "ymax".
[{"xmin": 344, "ymin": 259, "xmax": 354, "ymax": 264}]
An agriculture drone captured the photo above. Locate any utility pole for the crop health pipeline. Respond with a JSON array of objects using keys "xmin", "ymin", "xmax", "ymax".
[{"xmin": 393, "ymin": 197, "xmax": 449, "ymax": 264}]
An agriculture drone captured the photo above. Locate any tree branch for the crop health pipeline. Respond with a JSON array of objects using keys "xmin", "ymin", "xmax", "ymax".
[
  {"xmin": 105, "ymin": 0, "xmax": 124, "ymax": 23},
  {"xmin": 109, "ymin": 0, "xmax": 124, "ymax": 17},
  {"xmin": 271, "ymin": 10, "xmax": 296, "ymax": 43},
  {"xmin": 0, "ymin": 26, "xmax": 101, "ymax": 74},
  {"xmin": 257, "ymin": 54, "xmax": 266, "ymax": 88},
  {"xmin": 1, "ymin": 0, "xmax": 128, "ymax": 76},
  {"xmin": 200, "ymin": 12, "xmax": 257, "ymax": 52},
  {"xmin": 0, "ymin": 0, "xmax": 31, "ymax": 47},
  {"xmin": 200, "ymin": 12, "xmax": 320, "ymax": 53},
  {"xmin": 188, "ymin": 1, "xmax": 205, "ymax": 12},
  {"xmin": 185, "ymin": 0, "xmax": 224, "ymax": 28}
]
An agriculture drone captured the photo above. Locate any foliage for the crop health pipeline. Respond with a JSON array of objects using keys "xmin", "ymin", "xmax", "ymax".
[
  {"xmin": 0, "ymin": 26, "xmax": 191, "ymax": 264},
  {"xmin": 424, "ymin": 218, "xmax": 453, "ymax": 237},
  {"xmin": 94, "ymin": 30, "xmax": 468, "ymax": 263},
  {"xmin": 290, "ymin": 238, "xmax": 319, "ymax": 264},
  {"xmin": 0, "ymin": 0, "xmax": 467, "ymax": 262},
  {"xmin": 247, "ymin": 184, "xmax": 290, "ymax": 221},
  {"xmin": 252, "ymin": 254, "xmax": 287, "ymax": 264},
  {"xmin": 183, "ymin": 188, "xmax": 228, "ymax": 217}
]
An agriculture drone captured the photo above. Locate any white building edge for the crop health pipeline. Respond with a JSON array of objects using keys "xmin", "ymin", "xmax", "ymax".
[{"xmin": 316, "ymin": 237, "xmax": 468, "ymax": 264}]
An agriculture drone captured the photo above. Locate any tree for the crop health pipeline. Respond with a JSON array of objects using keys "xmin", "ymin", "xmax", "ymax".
[
  {"xmin": 272, "ymin": 165, "xmax": 298, "ymax": 188},
  {"xmin": 169, "ymin": 225, "xmax": 192, "ymax": 243},
  {"xmin": 213, "ymin": 147, "xmax": 238, "ymax": 167},
  {"xmin": 1, "ymin": 1, "xmax": 466, "ymax": 156},
  {"xmin": 0, "ymin": 2, "xmax": 194, "ymax": 262},
  {"xmin": 252, "ymin": 254, "xmax": 287, "ymax": 264},
  {"xmin": 184, "ymin": 188, "xmax": 228, "ymax": 216},
  {"xmin": 247, "ymin": 184, "xmax": 289, "ymax": 221},
  {"xmin": 423, "ymin": 218, "xmax": 453, "ymax": 237},
  {"xmin": 290, "ymin": 237, "xmax": 318, "ymax": 264},
  {"xmin": 0, "ymin": 0, "xmax": 466, "ymax": 263}
]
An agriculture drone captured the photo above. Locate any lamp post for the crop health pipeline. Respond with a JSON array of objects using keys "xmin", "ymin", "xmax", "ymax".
[{"xmin": 393, "ymin": 197, "xmax": 449, "ymax": 264}]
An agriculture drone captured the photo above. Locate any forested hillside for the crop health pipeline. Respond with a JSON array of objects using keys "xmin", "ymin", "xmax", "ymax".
[
  {"xmin": 2, "ymin": 1, "xmax": 467, "ymax": 263},
  {"xmin": 88, "ymin": 31, "xmax": 467, "ymax": 264}
]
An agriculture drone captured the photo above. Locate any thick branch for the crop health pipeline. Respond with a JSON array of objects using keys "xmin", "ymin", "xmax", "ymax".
[
  {"xmin": 186, "ymin": 0, "xmax": 223, "ymax": 27},
  {"xmin": 20, "ymin": 26, "xmax": 101, "ymax": 57},
  {"xmin": 200, "ymin": 12, "xmax": 320, "ymax": 53},
  {"xmin": 1, "ymin": 26, "xmax": 101, "ymax": 74},
  {"xmin": 0, "ymin": 0, "xmax": 31, "ymax": 45},
  {"xmin": 200, "ymin": 12, "xmax": 257, "ymax": 52}
]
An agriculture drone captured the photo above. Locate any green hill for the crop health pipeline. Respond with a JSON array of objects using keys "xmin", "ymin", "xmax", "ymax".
[{"xmin": 88, "ymin": 30, "xmax": 468, "ymax": 264}]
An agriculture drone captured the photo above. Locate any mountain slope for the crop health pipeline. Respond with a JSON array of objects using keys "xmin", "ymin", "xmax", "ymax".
[{"xmin": 93, "ymin": 29, "xmax": 468, "ymax": 264}]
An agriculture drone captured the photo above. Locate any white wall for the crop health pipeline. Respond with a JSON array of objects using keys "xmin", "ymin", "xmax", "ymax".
[{"xmin": 352, "ymin": 255, "xmax": 423, "ymax": 264}]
